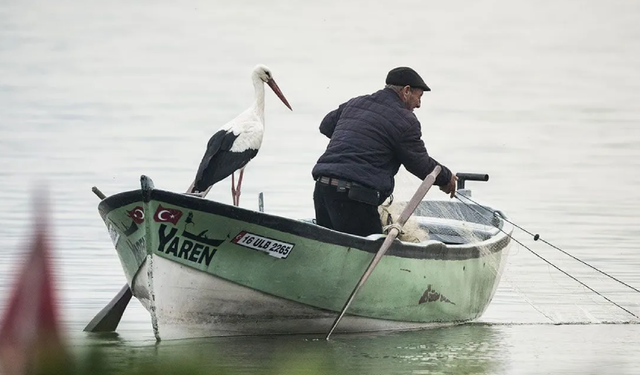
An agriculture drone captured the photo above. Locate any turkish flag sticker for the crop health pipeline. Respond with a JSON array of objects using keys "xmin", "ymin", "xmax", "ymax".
[
  {"xmin": 153, "ymin": 205, "xmax": 183, "ymax": 225},
  {"xmin": 127, "ymin": 206, "xmax": 145, "ymax": 224}
]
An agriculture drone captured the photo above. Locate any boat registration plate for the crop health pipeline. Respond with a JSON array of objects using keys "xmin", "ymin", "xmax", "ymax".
[{"xmin": 232, "ymin": 231, "xmax": 294, "ymax": 259}]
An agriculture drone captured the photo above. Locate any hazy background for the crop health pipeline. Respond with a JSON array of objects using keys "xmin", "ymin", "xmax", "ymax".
[{"xmin": 1, "ymin": 0, "xmax": 639, "ymax": 373}]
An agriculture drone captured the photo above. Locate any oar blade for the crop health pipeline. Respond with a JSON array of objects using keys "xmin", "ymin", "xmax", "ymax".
[{"xmin": 83, "ymin": 284, "xmax": 132, "ymax": 332}]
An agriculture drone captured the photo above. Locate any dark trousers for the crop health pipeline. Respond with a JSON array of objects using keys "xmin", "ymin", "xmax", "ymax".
[{"xmin": 313, "ymin": 181, "xmax": 382, "ymax": 237}]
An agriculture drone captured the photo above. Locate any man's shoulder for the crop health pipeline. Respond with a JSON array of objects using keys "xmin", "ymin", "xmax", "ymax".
[
  {"xmin": 346, "ymin": 88, "xmax": 390, "ymax": 103},
  {"xmin": 347, "ymin": 91, "xmax": 379, "ymax": 104},
  {"xmin": 346, "ymin": 89, "xmax": 397, "ymax": 110},
  {"xmin": 342, "ymin": 88, "xmax": 420, "ymax": 126}
]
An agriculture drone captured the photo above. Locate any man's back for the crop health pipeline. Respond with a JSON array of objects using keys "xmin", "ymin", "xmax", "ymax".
[
  {"xmin": 311, "ymin": 66, "xmax": 456, "ymax": 237},
  {"xmin": 312, "ymin": 88, "xmax": 446, "ymax": 201}
]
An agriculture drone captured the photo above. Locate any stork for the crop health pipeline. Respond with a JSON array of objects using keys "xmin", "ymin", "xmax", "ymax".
[{"xmin": 187, "ymin": 65, "xmax": 292, "ymax": 205}]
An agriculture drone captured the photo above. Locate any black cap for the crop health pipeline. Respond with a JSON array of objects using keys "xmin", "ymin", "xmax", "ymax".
[{"xmin": 385, "ymin": 67, "xmax": 431, "ymax": 91}]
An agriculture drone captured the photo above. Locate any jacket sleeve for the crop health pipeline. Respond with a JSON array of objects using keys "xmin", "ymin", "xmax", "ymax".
[
  {"xmin": 319, "ymin": 104, "xmax": 345, "ymax": 138},
  {"xmin": 395, "ymin": 119, "xmax": 453, "ymax": 187}
]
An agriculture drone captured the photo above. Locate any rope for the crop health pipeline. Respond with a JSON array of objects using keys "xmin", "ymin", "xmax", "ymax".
[
  {"xmin": 455, "ymin": 194, "xmax": 640, "ymax": 295},
  {"xmin": 454, "ymin": 194, "xmax": 639, "ymax": 320},
  {"xmin": 383, "ymin": 223, "xmax": 404, "ymax": 234}
]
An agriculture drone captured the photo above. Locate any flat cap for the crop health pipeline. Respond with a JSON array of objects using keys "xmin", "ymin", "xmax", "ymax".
[{"xmin": 385, "ymin": 67, "xmax": 431, "ymax": 91}]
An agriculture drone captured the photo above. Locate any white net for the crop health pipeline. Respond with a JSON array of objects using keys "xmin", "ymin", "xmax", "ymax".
[{"xmin": 391, "ymin": 168, "xmax": 639, "ymax": 325}]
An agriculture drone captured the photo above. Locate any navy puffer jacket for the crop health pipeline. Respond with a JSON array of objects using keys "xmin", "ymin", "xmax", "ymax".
[{"xmin": 312, "ymin": 88, "xmax": 453, "ymax": 201}]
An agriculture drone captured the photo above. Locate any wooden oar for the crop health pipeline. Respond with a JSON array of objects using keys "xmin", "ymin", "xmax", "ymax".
[
  {"xmin": 83, "ymin": 187, "xmax": 133, "ymax": 332},
  {"xmin": 83, "ymin": 284, "xmax": 132, "ymax": 332},
  {"xmin": 85, "ymin": 181, "xmax": 204, "ymax": 332},
  {"xmin": 325, "ymin": 165, "xmax": 442, "ymax": 340}
]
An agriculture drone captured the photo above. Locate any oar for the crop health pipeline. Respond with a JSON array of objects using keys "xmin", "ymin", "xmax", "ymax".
[
  {"xmin": 83, "ymin": 187, "xmax": 133, "ymax": 332},
  {"xmin": 325, "ymin": 165, "xmax": 442, "ymax": 340}
]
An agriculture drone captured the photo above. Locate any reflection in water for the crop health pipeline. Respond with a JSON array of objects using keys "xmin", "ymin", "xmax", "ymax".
[
  {"xmin": 334, "ymin": 327, "xmax": 503, "ymax": 375},
  {"xmin": 80, "ymin": 326, "xmax": 503, "ymax": 375}
]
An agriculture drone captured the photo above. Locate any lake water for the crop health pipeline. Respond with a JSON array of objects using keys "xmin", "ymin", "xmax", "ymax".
[{"xmin": 1, "ymin": 0, "xmax": 640, "ymax": 373}]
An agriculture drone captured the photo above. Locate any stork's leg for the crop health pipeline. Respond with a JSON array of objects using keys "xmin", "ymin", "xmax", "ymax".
[
  {"xmin": 234, "ymin": 168, "xmax": 245, "ymax": 206},
  {"xmin": 231, "ymin": 172, "xmax": 238, "ymax": 206}
]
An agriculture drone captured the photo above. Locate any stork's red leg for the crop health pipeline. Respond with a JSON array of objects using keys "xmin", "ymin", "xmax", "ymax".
[
  {"xmin": 235, "ymin": 168, "xmax": 245, "ymax": 206},
  {"xmin": 231, "ymin": 172, "xmax": 238, "ymax": 206}
]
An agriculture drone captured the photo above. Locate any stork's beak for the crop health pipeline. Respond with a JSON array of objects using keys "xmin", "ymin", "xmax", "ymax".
[{"xmin": 267, "ymin": 78, "xmax": 293, "ymax": 111}]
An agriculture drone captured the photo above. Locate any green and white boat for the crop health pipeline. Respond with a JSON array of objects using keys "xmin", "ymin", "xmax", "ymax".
[{"xmin": 98, "ymin": 174, "xmax": 512, "ymax": 340}]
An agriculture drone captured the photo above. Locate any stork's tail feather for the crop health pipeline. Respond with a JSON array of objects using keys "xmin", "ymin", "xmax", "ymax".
[{"xmin": 185, "ymin": 180, "xmax": 213, "ymax": 198}]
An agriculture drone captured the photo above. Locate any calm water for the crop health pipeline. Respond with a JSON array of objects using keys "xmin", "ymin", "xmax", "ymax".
[{"xmin": 1, "ymin": 0, "xmax": 640, "ymax": 373}]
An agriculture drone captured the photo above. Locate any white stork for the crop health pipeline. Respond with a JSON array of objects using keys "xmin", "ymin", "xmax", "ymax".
[{"xmin": 187, "ymin": 65, "xmax": 292, "ymax": 205}]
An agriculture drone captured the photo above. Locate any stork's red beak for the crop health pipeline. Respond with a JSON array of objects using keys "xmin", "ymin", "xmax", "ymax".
[{"xmin": 267, "ymin": 79, "xmax": 292, "ymax": 111}]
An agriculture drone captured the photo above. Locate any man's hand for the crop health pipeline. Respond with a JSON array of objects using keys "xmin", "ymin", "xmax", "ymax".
[{"xmin": 439, "ymin": 174, "xmax": 457, "ymax": 198}]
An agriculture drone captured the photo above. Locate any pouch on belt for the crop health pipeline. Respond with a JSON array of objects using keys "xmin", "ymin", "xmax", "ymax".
[{"xmin": 348, "ymin": 184, "xmax": 380, "ymax": 206}]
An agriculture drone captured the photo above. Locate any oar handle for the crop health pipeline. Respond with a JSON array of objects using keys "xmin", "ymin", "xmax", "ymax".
[
  {"xmin": 455, "ymin": 172, "xmax": 488, "ymax": 181},
  {"xmin": 92, "ymin": 186, "xmax": 106, "ymax": 200},
  {"xmin": 455, "ymin": 173, "xmax": 489, "ymax": 190}
]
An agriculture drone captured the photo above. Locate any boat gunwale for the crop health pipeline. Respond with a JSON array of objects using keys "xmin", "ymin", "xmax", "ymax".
[{"xmin": 98, "ymin": 189, "xmax": 511, "ymax": 261}]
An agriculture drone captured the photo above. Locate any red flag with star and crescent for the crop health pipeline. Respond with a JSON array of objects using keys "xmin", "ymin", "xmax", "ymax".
[
  {"xmin": 126, "ymin": 206, "xmax": 145, "ymax": 224},
  {"xmin": 153, "ymin": 205, "xmax": 183, "ymax": 225}
]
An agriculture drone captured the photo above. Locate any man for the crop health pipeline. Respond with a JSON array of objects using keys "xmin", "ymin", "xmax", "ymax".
[{"xmin": 312, "ymin": 66, "xmax": 456, "ymax": 237}]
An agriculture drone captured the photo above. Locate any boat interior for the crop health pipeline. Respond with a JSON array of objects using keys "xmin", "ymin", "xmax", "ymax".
[
  {"xmin": 303, "ymin": 200, "xmax": 504, "ymax": 246},
  {"xmin": 409, "ymin": 200, "xmax": 502, "ymax": 245}
]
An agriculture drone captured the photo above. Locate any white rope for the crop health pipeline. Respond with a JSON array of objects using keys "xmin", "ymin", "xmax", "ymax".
[{"xmin": 382, "ymin": 223, "xmax": 403, "ymax": 234}]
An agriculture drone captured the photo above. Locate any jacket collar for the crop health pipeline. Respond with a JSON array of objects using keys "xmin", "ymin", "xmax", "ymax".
[{"xmin": 381, "ymin": 87, "xmax": 406, "ymax": 109}]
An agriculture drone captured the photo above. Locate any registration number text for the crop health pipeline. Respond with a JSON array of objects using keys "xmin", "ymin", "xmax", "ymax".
[{"xmin": 232, "ymin": 231, "xmax": 294, "ymax": 259}]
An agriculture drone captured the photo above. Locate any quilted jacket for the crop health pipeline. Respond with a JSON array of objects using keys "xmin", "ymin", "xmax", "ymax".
[{"xmin": 312, "ymin": 87, "xmax": 452, "ymax": 201}]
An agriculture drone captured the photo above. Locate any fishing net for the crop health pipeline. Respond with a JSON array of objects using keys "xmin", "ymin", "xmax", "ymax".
[
  {"xmin": 378, "ymin": 199, "xmax": 429, "ymax": 243},
  {"xmin": 391, "ymin": 168, "xmax": 639, "ymax": 326}
]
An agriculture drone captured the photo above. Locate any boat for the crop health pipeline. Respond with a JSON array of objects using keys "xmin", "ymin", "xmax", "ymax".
[{"xmin": 97, "ymin": 173, "xmax": 512, "ymax": 340}]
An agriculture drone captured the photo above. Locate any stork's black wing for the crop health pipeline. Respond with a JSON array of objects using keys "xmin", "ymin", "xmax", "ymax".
[{"xmin": 191, "ymin": 130, "xmax": 258, "ymax": 192}]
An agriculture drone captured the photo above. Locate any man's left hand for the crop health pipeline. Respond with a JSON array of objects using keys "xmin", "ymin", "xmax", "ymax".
[{"xmin": 439, "ymin": 174, "xmax": 457, "ymax": 198}]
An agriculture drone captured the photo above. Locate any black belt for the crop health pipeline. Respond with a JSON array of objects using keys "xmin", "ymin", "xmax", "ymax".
[
  {"xmin": 317, "ymin": 176, "xmax": 381, "ymax": 205},
  {"xmin": 317, "ymin": 176, "xmax": 354, "ymax": 189}
]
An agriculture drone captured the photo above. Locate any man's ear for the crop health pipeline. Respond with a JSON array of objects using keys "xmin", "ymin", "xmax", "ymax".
[{"xmin": 401, "ymin": 86, "xmax": 411, "ymax": 101}]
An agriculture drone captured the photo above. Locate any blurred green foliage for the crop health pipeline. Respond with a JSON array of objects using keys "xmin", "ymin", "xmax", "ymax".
[{"xmin": 28, "ymin": 344, "xmax": 332, "ymax": 375}]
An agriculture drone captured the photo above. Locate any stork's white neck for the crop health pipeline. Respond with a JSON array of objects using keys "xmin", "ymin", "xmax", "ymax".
[{"xmin": 252, "ymin": 74, "xmax": 266, "ymax": 122}]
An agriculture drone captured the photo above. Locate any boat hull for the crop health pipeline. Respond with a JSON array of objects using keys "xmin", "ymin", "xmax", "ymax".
[
  {"xmin": 99, "ymin": 185, "xmax": 511, "ymax": 340},
  {"xmin": 135, "ymin": 256, "xmax": 454, "ymax": 339}
]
